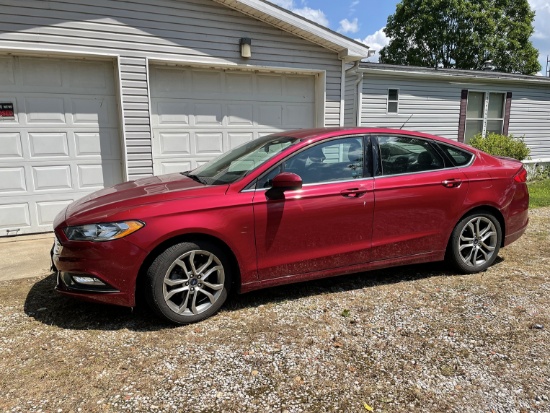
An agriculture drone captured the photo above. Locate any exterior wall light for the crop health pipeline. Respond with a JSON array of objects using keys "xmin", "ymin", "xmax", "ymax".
[{"xmin": 240, "ymin": 38, "xmax": 252, "ymax": 58}]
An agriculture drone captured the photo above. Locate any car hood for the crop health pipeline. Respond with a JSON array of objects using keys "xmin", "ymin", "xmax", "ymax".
[{"xmin": 64, "ymin": 173, "xmax": 226, "ymax": 223}]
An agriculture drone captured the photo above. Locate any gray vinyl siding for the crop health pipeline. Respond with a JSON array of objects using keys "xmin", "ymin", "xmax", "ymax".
[
  {"xmin": 0, "ymin": 0, "xmax": 343, "ymax": 179},
  {"xmin": 344, "ymin": 72, "xmax": 358, "ymax": 126},
  {"xmin": 507, "ymin": 86, "xmax": 550, "ymax": 159},
  {"xmin": 360, "ymin": 75, "xmax": 461, "ymax": 139},
  {"xmin": 360, "ymin": 73, "xmax": 550, "ymax": 158}
]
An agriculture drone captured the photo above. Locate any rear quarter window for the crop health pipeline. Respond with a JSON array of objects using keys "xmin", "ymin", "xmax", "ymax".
[{"xmin": 439, "ymin": 144, "xmax": 474, "ymax": 166}]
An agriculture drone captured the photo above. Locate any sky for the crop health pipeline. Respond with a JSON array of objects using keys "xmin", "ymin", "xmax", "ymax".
[{"xmin": 268, "ymin": 0, "xmax": 550, "ymax": 75}]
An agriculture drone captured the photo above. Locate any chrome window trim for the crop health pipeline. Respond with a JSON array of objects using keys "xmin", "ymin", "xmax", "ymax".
[
  {"xmin": 241, "ymin": 134, "xmax": 371, "ymax": 193},
  {"xmin": 242, "ymin": 176, "xmax": 374, "ymax": 193}
]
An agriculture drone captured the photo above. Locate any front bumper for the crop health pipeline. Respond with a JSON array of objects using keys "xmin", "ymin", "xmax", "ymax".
[{"xmin": 52, "ymin": 235, "xmax": 148, "ymax": 307}]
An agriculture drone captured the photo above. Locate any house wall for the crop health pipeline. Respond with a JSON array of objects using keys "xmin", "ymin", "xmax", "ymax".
[
  {"xmin": 359, "ymin": 74, "xmax": 462, "ymax": 139},
  {"xmin": 0, "ymin": 0, "xmax": 343, "ymax": 179},
  {"xmin": 507, "ymin": 87, "xmax": 550, "ymax": 159},
  {"xmin": 344, "ymin": 69, "xmax": 359, "ymax": 126},
  {"xmin": 359, "ymin": 72, "xmax": 550, "ymax": 158}
]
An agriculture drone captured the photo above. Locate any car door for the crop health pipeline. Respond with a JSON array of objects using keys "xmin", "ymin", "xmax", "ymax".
[
  {"xmin": 252, "ymin": 136, "xmax": 375, "ymax": 281},
  {"xmin": 372, "ymin": 135, "xmax": 470, "ymax": 261}
]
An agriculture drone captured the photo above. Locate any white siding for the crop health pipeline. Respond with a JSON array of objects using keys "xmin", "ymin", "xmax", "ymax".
[
  {"xmin": 0, "ymin": 0, "xmax": 343, "ymax": 179},
  {"xmin": 360, "ymin": 74, "xmax": 462, "ymax": 139},
  {"xmin": 360, "ymin": 73, "xmax": 550, "ymax": 158}
]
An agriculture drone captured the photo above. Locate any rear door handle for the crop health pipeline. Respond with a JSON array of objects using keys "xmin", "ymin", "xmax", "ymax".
[
  {"xmin": 442, "ymin": 179, "xmax": 462, "ymax": 188},
  {"xmin": 340, "ymin": 188, "xmax": 367, "ymax": 198}
]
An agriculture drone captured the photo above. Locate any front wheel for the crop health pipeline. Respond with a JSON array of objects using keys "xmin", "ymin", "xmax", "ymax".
[
  {"xmin": 145, "ymin": 241, "xmax": 231, "ymax": 324},
  {"xmin": 448, "ymin": 212, "xmax": 502, "ymax": 274}
]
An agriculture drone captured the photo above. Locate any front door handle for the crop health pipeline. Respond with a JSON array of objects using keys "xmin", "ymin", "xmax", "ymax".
[
  {"xmin": 340, "ymin": 188, "xmax": 367, "ymax": 198},
  {"xmin": 442, "ymin": 179, "xmax": 463, "ymax": 188}
]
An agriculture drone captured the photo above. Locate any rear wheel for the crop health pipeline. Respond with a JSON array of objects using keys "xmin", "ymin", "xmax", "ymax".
[
  {"xmin": 448, "ymin": 212, "xmax": 502, "ymax": 274},
  {"xmin": 145, "ymin": 241, "xmax": 231, "ymax": 324}
]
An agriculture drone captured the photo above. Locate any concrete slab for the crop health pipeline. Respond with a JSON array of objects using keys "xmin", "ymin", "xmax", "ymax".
[{"xmin": 0, "ymin": 233, "xmax": 54, "ymax": 282}]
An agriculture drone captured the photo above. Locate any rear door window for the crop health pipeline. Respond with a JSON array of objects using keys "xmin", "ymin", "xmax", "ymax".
[{"xmin": 377, "ymin": 136, "xmax": 444, "ymax": 176}]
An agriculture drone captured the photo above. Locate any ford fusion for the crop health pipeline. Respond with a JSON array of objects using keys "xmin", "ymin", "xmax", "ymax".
[{"xmin": 52, "ymin": 128, "xmax": 529, "ymax": 324}]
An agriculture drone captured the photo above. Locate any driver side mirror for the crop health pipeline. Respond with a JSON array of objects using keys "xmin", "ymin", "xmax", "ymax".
[{"xmin": 265, "ymin": 172, "xmax": 303, "ymax": 200}]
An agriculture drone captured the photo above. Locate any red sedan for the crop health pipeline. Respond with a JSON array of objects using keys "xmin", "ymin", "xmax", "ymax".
[{"xmin": 52, "ymin": 128, "xmax": 529, "ymax": 324}]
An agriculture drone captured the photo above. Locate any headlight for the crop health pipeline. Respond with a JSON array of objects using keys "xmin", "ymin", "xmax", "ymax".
[{"xmin": 64, "ymin": 221, "xmax": 144, "ymax": 242}]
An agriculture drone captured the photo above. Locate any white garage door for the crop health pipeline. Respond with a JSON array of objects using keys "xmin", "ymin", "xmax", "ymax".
[
  {"xmin": 150, "ymin": 66, "xmax": 316, "ymax": 174},
  {"xmin": 0, "ymin": 56, "xmax": 123, "ymax": 236}
]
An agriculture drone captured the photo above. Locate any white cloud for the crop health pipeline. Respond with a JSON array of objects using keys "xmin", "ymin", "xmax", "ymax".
[
  {"xmin": 356, "ymin": 28, "xmax": 390, "ymax": 62},
  {"xmin": 268, "ymin": 0, "xmax": 329, "ymax": 26},
  {"xmin": 349, "ymin": 0, "xmax": 360, "ymax": 14},
  {"xmin": 338, "ymin": 18, "xmax": 359, "ymax": 34}
]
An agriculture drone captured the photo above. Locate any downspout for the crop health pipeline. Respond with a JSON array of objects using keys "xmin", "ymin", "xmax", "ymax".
[{"xmin": 344, "ymin": 61, "xmax": 361, "ymax": 127}]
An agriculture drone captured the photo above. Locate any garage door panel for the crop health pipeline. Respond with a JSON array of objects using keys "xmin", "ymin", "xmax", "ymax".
[
  {"xmin": 192, "ymin": 71, "xmax": 222, "ymax": 93},
  {"xmin": 150, "ymin": 68, "xmax": 187, "ymax": 94},
  {"xmin": 36, "ymin": 200, "xmax": 73, "ymax": 226},
  {"xmin": 0, "ymin": 167, "xmax": 26, "ymax": 192},
  {"xmin": 158, "ymin": 132, "xmax": 191, "ymax": 156},
  {"xmin": 0, "ymin": 133, "xmax": 23, "ymax": 158},
  {"xmin": 227, "ymin": 104, "xmax": 254, "ymax": 126},
  {"xmin": 228, "ymin": 132, "xmax": 254, "ymax": 149},
  {"xmin": 0, "ymin": 56, "xmax": 15, "ymax": 86},
  {"xmin": 72, "ymin": 97, "xmax": 115, "ymax": 126},
  {"xmin": 0, "ymin": 203, "xmax": 30, "ymax": 229},
  {"xmin": 226, "ymin": 72, "xmax": 253, "ymax": 94},
  {"xmin": 67, "ymin": 61, "xmax": 112, "ymax": 90},
  {"xmin": 195, "ymin": 103, "xmax": 223, "ymax": 126},
  {"xmin": 74, "ymin": 130, "xmax": 121, "ymax": 159},
  {"xmin": 29, "ymin": 132, "xmax": 69, "ymax": 157},
  {"xmin": 285, "ymin": 104, "xmax": 315, "ymax": 129},
  {"xmin": 159, "ymin": 160, "xmax": 193, "ymax": 175},
  {"xmin": 77, "ymin": 164, "xmax": 105, "ymax": 189},
  {"xmin": 195, "ymin": 132, "xmax": 224, "ymax": 155},
  {"xmin": 258, "ymin": 104, "xmax": 283, "ymax": 127},
  {"xmin": 156, "ymin": 101, "xmax": 191, "ymax": 125},
  {"xmin": 257, "ymin": 75, "xmax": 283, "ymax": 96},
  {"xmin": 286, "ymin": 76, "xmax": 315, "ymax": 99},
  {"xmin": 25, "ymin": 97, "xmax": 66, "ymax": 124},
  {"xmin": 21, "ymin": 58, "xmax": 62, "ymax": 88},
  {"xmin": 32, "ymin": 165, "xmax": 72, "ymax": 191}
]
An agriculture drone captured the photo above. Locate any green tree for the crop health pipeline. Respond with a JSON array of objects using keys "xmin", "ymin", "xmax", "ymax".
[{"xmin": 379, "ymin": 0, "xmax": 541, "ymax": 75}]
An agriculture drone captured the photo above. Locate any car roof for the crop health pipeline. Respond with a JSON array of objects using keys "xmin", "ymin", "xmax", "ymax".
[{"xmin": 275, "ymin": 127, "xmax": 476, "ymax": 153}]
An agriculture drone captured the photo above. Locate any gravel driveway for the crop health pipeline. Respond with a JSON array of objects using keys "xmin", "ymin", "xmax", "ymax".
[{"xmin": 1, "ymin": 208, "xmax": 549, "ymax": 413}]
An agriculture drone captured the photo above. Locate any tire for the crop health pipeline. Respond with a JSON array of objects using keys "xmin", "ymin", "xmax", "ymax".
[
  {"xmin": 448, "ymin": 212, "xmax": 502, "ymax": 274},
  {"xmin": 145, "ymin": 241, "xmax": 231, "ymax": 324}
]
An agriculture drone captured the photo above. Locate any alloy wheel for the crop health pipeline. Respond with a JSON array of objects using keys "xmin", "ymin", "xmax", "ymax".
[
  {"xmin": 458, "ymin": 216, "xmax": 498, "ymax": 268},
  {"xmin": 162, "ymin": 250, "xmax": 225, "ymax": 316}
]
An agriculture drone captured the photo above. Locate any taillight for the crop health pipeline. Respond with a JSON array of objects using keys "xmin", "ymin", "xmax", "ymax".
[{"xmin": 514, "ymin": 167, "xmax": 527, "ymax": 183}]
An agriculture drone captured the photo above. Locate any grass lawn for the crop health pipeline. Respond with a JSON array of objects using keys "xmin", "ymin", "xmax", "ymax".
[{"xmin": 528, "ymin": 179, "xmax": 550, "ymax": 208}]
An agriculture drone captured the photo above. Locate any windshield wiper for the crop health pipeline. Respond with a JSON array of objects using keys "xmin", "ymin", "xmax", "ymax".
[{"xmin": 181, "ymin": 171, "xmax": 207, "ymax": 184}]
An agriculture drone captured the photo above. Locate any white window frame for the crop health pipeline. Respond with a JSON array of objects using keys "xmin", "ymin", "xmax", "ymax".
[{"xmin": 466, "ymin": 90, "xmax": 506, "ymax": 139}]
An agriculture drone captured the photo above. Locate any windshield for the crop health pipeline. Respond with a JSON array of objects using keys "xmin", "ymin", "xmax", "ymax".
[{"xmin": 187, "ymin": 134, "xmax": 299, "ymax": 185}]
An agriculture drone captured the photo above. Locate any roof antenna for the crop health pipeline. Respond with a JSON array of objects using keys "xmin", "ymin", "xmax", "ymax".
[{"xmin": 400, "ymin": 114, "xmax": 413, "ymax": 129}]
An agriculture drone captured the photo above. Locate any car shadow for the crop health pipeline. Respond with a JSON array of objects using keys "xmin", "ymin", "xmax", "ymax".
[
  {"xmin": 24, "ymin": 273, "xmax": 175, "ymax": 331},
  {"xmin": 24, "ymin": 259, "xmax": 502, "ymax": 331}
]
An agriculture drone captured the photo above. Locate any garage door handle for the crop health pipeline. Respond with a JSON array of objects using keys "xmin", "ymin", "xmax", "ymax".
[
  {"xmin": 442, "ymin": 179, "xmax": 462, "ymax": 188},
  {"xmin": 340, "ymin": 188, "xmax": 367, "ymax": 198}
]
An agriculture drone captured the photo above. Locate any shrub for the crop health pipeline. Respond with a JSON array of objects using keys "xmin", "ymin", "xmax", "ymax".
[{"xmin": 469, "ymin": 132, "xmax": 530, "ymax": 161}]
